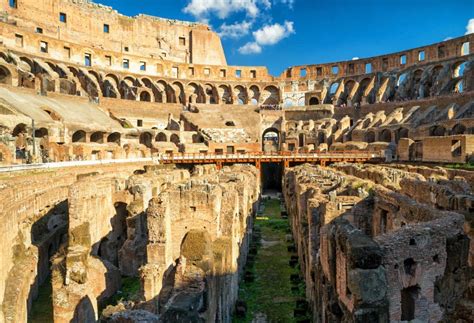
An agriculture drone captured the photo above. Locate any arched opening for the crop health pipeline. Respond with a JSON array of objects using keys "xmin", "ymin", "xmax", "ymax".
[
  {"xmin": 262, "ymin": 128, "xmax": 279, "ymax": 152},
  {"xmin": 366, "ymin": 131, "xmax": 376, "ymax": 143},
  {"xmin": 34, "ymin": 128, "xmax": 48, "ymax": 138},
  {"xmin": 139, "ymin": 91, "xmax": 151, "ymax": 102},
  {"xmin": 170, "ymin": 134, "xmax": 180, "ymax": 146},
  {"xmin": 218, "ymin": 85, "xmax": 232, "ymax": 104},
  {"xmin": 379, "ymin": 129, "xmax": 392, "ymax": 143},
  {"xmin": 139, "ymin": 132, "xmax": 153, "ymax": 148},
  {"xmin": 429, "ymin": 125, "xmax": 446, "ymax": 137},
  {"xmin": 234, "ymin": 85, "xmax": 247, "ymax": 105},
  {"xmin": 0, "ymin": 65, "xmax": 12, "ymax": 84},
  {"xmin": 156, "ymin": 132, "xmax": 167, "ymax": 142},
  {"xmin": 397, "ymin": 128, "xmax": 409, "ymax": 142},
  {"xmin": 107, "ymin": 132, "xmax": 121, "ymax": 144},
  {"xmin": 453, "ymin": 61, "xmax": 466, "ymax": 78},
  {"xmin": 72, "ymin": 130, "xmax": 86, "ymax": 143},
  {"xmin": 262, "ymin": 86, "xmax": 279, "ymax": 105},
  {"xmin": 451, "ymin": 124, "xmax": 466, "ymax": 135},
  {"xmin": 309, "ymin": 97, "xmax": 320, "ymax": 105},
  {"xmin": 205, "ymin": 84, "xmax": 218, "ymax": 104},
  {"xmin": 454, "ymin": 80, "xmax": 464, "ymax": 94},
  {"xmin": 172, "ymin": 82, "xmax": 184, "ymax": 104},
  {"xmin": 102, "ymin": 79, "xmax": 118, "ymax": 98},
  {"xmin": 249, "ymin": 85, "xmax": 260, "ymax": 105},
  {"xmin": 90, "ymin": 131, "xmax": 104, "ymax": 143},
  {"xmin": 397, "ymin": 73, "xmax": 408, "ymax": 86}
]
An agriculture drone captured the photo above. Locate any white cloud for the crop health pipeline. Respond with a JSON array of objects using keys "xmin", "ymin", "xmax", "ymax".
[
  {"xmin": 183, "ymin": 0, "xmax": 265, "ymax": 20},
  {"xmin": 443, "ymin": 37, "xmax": 453, "ymax": 41},
  {"xmin": 218, "ymin": 21, "xmax": 253, "ymax": 39},
  {"xmin": 352, "ymin": 57, "xmax": 359, "ymax": 60},
  {"xmin": 279, "ymin": 0, "xmax": 294, "ymax": 8},
  {"xmin": 238, "ymin": 20, "xmax": 295, "ymax": 54},
  {"xmin": 253, "ymin": 21, "xmax": 295, "ymax": 45},
  {"xmin": 465, "ymin": 18, "xmax": 474, "ymax": 35},
  {"xmin": 239, "ymin": 42, "xmax": 262, "ymax": 54}
]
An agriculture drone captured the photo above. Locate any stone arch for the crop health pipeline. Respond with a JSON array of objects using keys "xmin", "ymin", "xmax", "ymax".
[
  {"xmin": 454, "ymin": 80, "xmax": 464, "ymax": 93},
  {"xmin": 453, "ymin": 60, "xmax": 467, "ymax": 78},
  {"xmin": 340, "ymin": 79, "xmax": 356, "ymax": 104},
  {"xmin": 156, "ymin": 132, "xmax": 168, "ymax": 142},
  {"xmin": 102, "ymin": 78, "xmax": 119, "ymax": 98},
  {"xmin": 90, "ymin": 131, "xmax": 105, "ymax": 143},
  {"xmin": 0, "ymin": 64, "xmax": 13, "ymax": 85},
  {"xmin": 262, "ymin": 85, "xmax": 279, "ymax": 105},
  {"xmin": 429, "ymin": 125, "xmax": 446, "ymax": 137},
  {"xmin": 354, "ymin": 78, "xmax": 373, "ymax": 104},
  {"xmin": 249, "ymin": 85, "xmax": 261, "ymax": 105},
  {"xmin": 218, "ymin": 84, "xmax": 232, "ymax": 104},
  {"xmin": 396, "ymin": 127, "xmax": 409, "ymax": 142},
  {"xmin": 156, "ymin": 80, "xmax": 169, "ymax": 103},
  {"xmin": 20, "ymin": 56, "xmax": 34, "ymax": 72},
  {"xmin": 107, "ymin": 132, "xmax": 121, "ymax": 144},
  {"xmin": 204, "ymin": 83, "xmax": 218, "ymax": 104},
  {"xmin": 170, "ymin": 134, "xmax": 180, "ymax": 145},
  {"xmin": 451, "ymin": 123, "xmax": 466, "ymax": 135},
  {"xmin": 309, "ymin": 97, "xmax": 320, "ymax": 105},
  {"xmin": 234, "ymin": 85, "xmax": 247, "ymax": 104},
  {"xmin": 262, "ymin": 127, "xmax": 279, "ymax": 152},
  {"xmin": 187, "ymin": 82, "xmax": 205, "ymax": 104},
  {"xmin": 379, "ymin": 129, "xmax": 392, "ymax": 142},
  {"xmin": 72, "ymin": 130, "xmax": 86, "ymax": 143},
  {"xmin": 139, "ymin": 90, "xmax": 152, "ymax": 102},
  {"xmin": 172, "ymin": 81, "xmax": 185, "ymax": 104},
  {"xmin": 365, "ymin": 131, "xmax": 376, "ymax": 143},
  {"xmin": 139, "ymin": 132, "xmax": 153, "ymax": 148}
]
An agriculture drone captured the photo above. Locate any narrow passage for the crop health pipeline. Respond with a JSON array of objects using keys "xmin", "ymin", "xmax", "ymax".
[{"xmin": 234, "ymin": 195, "xmax": 310, "ymax": 322}]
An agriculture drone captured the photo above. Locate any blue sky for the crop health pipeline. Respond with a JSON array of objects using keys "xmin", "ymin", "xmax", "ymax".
[{"xmin": 95, "ymin": 0, "xmax": 474, "ymax": 76}]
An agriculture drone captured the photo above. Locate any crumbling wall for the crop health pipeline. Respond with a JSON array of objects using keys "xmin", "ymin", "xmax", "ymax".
[
  {"xmin": 52, "ymin": 175, "xmax": 122, "ymax": 322},
  {"xmin": 283, "ymin": 164, "xmax": 471, "ymax": 322},
  {"xmin": 135, "ymin": 164, "xmax": 259, "ymax": 321}
]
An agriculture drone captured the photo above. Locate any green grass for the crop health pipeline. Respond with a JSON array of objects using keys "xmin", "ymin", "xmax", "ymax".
[
  {"xmin": 100, "ymin": 276, "xmax": 141, "ymax": 311},
  {"xmin": 233, "ymin": 198, "xmax": 308, "ymax": 323},
  {"xmin": 28, "ymin": 277, "xmax": 53, "ymax": 323},
  {"xmin": 444, "ymin": 162, "xmax": 474, "ymax": 170}
]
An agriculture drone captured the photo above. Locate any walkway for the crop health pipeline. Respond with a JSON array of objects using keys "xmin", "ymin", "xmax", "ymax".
[{"xmin": 233, "ymin": 196, "xmax": 310, "ymax": 322}]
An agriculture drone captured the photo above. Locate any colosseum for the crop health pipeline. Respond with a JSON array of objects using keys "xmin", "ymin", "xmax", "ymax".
[{"xmin": 0, "ymin": 0, "xmax": 473, "ymax": 322}]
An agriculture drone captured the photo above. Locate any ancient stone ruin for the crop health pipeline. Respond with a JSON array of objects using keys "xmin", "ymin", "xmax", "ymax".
[{"xmin": 0, "ymin": 0, "xmax": 473, "ymax": 322}]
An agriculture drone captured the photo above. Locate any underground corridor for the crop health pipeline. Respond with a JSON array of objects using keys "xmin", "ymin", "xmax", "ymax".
[{"xmin": 233, "ymin": 163, "xmax": 310, "ymax": 322}]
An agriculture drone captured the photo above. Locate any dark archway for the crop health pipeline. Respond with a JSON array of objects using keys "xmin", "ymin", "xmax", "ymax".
[
  {"xmin": 309, "ymin": 97, "xmax": 319, "ymax": 105},
  {"xmin": 262, "ymin": 128, "xmax": 280, "ymax": 152},
  {"xmin": 451, "ymin": 123, "xmax": 466, "ymax": 135},
  {"xmin": 139, "ymin": 132, "xmax": 153, "ymax": 148},
  {"xmin": 366, "ymin": 131, "xmax": 376, "ymax": 143},
  {"xmin": 429, "ymin": 125, "xmax": 446, "ymax": 137},
  {"xmin": 379, "ymin": 129, "xmax": 392, "ymax": 143},
  {"xmin": 72, "ymin": 130, "xmax": 86, "ymax": 143},
  {"xmin": 170, "ymin": 134, "xmax": 180, "ymax": 146},
  {"xmin": 90, "ymin": 131, "xmax": 104, "ymax": 143},
  {"xmin": 107, "ymin": 132, "xmax": 121, "ymax": 144},
  {"xmin": 156, "ymin": 132, "xmax": 167, "ymax": 142}
]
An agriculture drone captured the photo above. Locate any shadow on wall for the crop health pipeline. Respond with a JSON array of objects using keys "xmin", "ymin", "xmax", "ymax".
[{"xmin": 26, "ymin": 200, "xmax": 69, "ymax": 322}]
